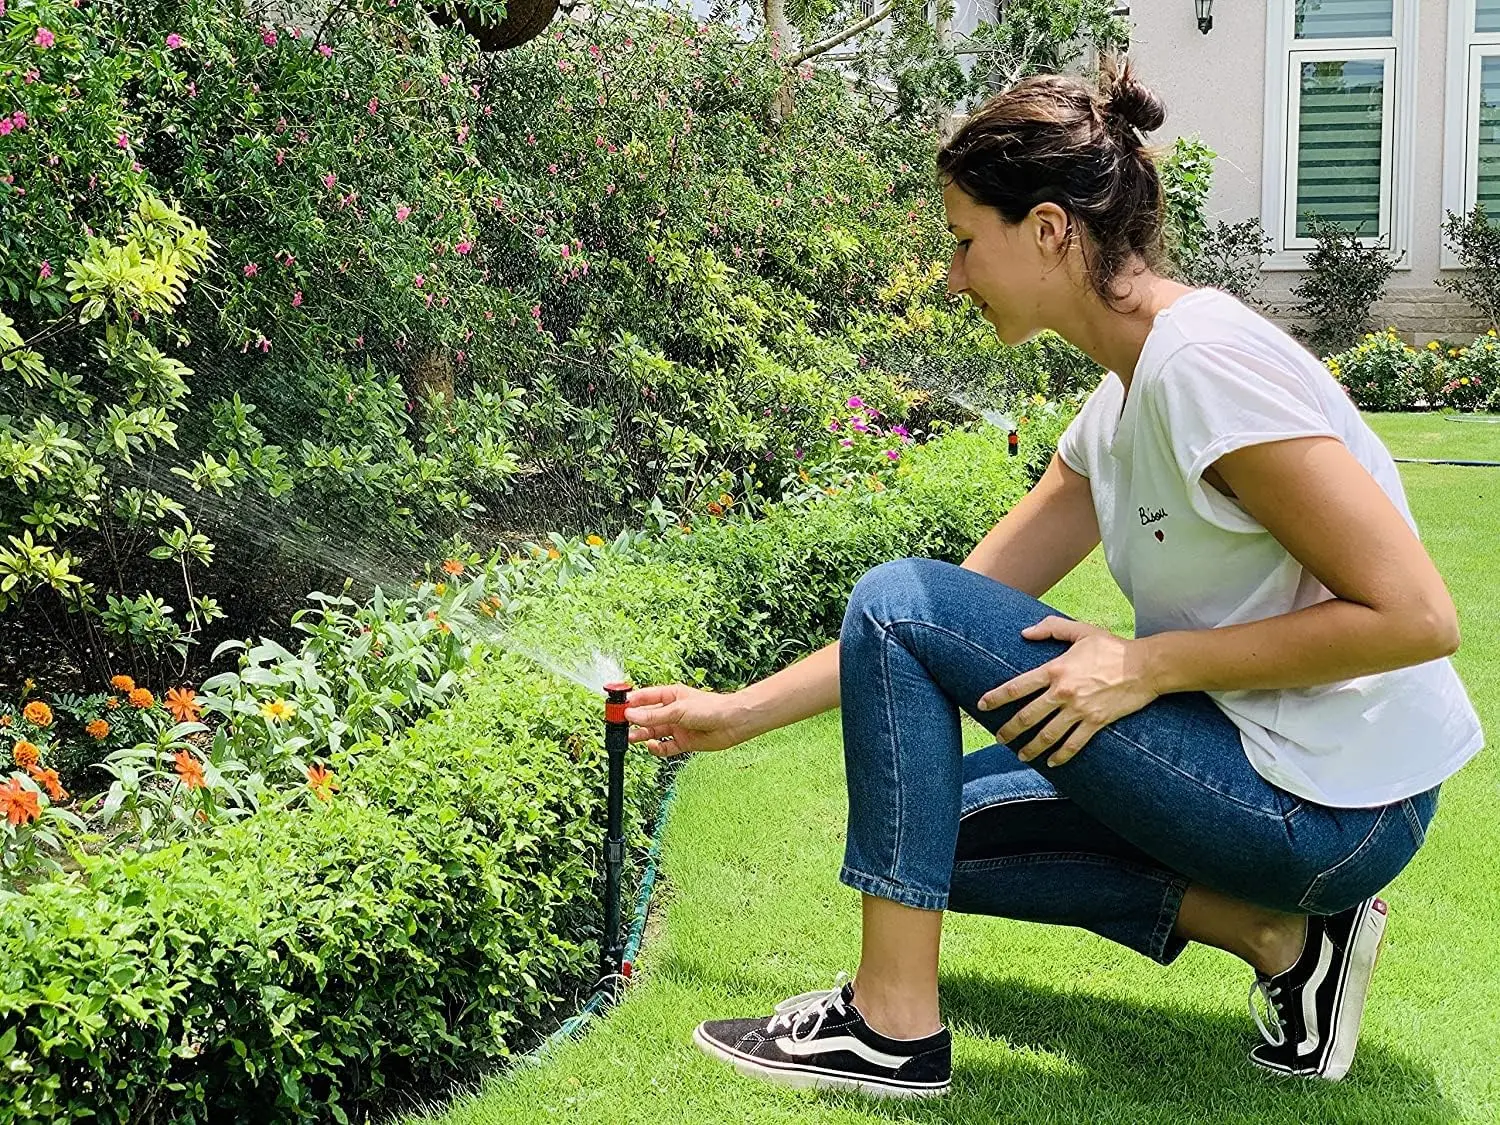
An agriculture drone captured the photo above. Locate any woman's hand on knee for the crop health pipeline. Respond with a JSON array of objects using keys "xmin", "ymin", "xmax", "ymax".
[{"xmin": 976, "ymin": 616, "xmax": 1159, "ymax": 767}]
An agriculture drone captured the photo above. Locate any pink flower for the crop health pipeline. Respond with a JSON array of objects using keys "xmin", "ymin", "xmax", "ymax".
[
  {"xmin": 34, "ymin": 27, "xmax": 54, "ymax": 48},
  {"xmin": 116, "ymin": 133, "xmax": 129, "ymax": 149},
  {"xmin": 353, "ymin": 335, "xmax": 364, "ymax": 348},
  {"xmin": 547, "ymin": 163, "xmax": 558, "ymax": 174},
  {"xmin": 275, "ymin": 149, "xmax": 285, "ymax": 165},
  {"xmin": 456, "ymin": 125, "xmax": 469, "ymax": 144},
  {"xmin": 244, "ymin": 262, "xmax": 259, "ymax": 277},
  {"xmin": 526, "ymin": 133, "xmax": 536, "ymax": 145},
  {"xmin": 166, "ymin": 33, "xmax": 182, "ymax": 48},
  {"xmin": 261, "ymin": 27, "xmax": 277, "ymax": 47},
  {"xmin": 794, "ymin": 448, "xmax": 804, "ymax": 460},
  {"xmin": 24, "ymin": 69, "xmax": 39, "ymax": 84},
  {"xmin": 318, "ymin": 44, "xmax": 332, "ymax": 58},
  {"xmin": 828, "ymin": 420, "xmax": 841, "ymax": 432},
  {"xmin": 455, "ymin": 240, "xmax": 472, "ymax": 255},
  {"xmin": 839, "ymin": 438, "xmax": 853, "ymax": 448},
  {"xmin": 187, "ymin": 81, "xmax": 197, "ymax": 97},
  {"xmin": 322, "ymin": 172, "xmax": 336, "ymax": 190},
  {"xmin": 530, "ymin": 304, "xmax": 542, "ymax": 318},
  {"xmin": 368, "ymin": 96, "xmax": 379, "ymax": 115},
  {"xmin": 0, "ymin": 121, "xmax": 11, "ymax": 136},
  {"xmin": 560, "ymin": 245, "xmax": 571, "ymax": 259},
  {"xmin": 395, "ymin": 205, "xmax": 410, "ymax": 222},
  {"xmin": 846, "ymin": 396, "xmax": 864, "ymax": 410},
  {"xmin": 276, "ymin": 116, "xmax": 288, "ymax": 134},
  {"xmin": 38, "ymin": 260, "xmax": 51, "ymax": 279},
  {"xmin": 885, "ymin": 449, "xmax": 900, "ymax": 461},
  {"xmin": 291, "ymin": 291, "xmax": 302, "ymax": 307},
  {"xmin": 258, "ymin": 335, "xmax": 271, "ymax": 352},
  {"xmin": 413, "ymin": 273, "xmax": 425, "ymax": 288}
]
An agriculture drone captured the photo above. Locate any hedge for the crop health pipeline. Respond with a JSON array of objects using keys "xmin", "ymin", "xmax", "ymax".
[{"xmin": 0, "ymin": 419, "xmax": 1056, "ymax": 1122}]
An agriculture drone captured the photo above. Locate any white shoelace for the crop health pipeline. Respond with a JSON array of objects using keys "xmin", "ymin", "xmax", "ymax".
[
  {"xmin": 1248, "ymin": 977, "xmax": 1288, "ymax": 1046},
  {"xmin": 765, "ymin": 970, "xmax": 852, "ymax": 1043}
]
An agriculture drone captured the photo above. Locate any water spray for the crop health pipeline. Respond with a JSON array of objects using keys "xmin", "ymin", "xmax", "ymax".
[{"xmin": 601, "ymin": 680, "xmax": 633, "ymax": 982}]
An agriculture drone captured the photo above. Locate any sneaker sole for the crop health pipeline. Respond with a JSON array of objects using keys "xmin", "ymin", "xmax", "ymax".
[
  {"xmin": 1251, "ymin": 896, "xmax": 1388, "ymax": 1083},
  {"xmin": 691, "ymin": 1024, "xmax": 951, "ymax": 1099}
]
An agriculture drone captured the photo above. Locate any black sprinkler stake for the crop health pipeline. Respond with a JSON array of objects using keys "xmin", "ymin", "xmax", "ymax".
[{"xmin": 601, "ymin": 681, "xmax": 632, "ymax": 981}]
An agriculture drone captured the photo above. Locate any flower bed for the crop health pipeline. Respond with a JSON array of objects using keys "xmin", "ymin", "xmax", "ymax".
[{"xmin": 0, "ymin": 417, "xmax": 1063, "ymax": 1122}]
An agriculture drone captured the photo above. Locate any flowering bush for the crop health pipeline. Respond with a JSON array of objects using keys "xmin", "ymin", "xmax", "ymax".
[
  {"xmin": 1439, "ymin": 332, "xmax": 1500, "ymax": 411},
  {"xmin": 2, "ymin": 0, "xmax": 963, "ymax": 693},
  {"xmin": 1324, "ymin": 329, "xmax": 1426, "ymax": 412}
]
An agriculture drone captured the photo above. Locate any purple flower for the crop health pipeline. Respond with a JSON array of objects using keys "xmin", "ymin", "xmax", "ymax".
[
  {"xmin": 166, "ymin": 33, "xmax": 183, "ymax": 48},
  {"xmin": 891, "ymin": 424, "xmax": 909, "ymax": 438},
  {"xmin": 794, "ymin": 449, "xmax": 804, "ymax": 460},
  {"xmin": 827, "ymin": 420, "xmax": 841, "ymax": 432},
  {"xmin": 885, "ymin": 449, "xmax": 900, "ymax": 461},
  {"xmin": 846, "ymin": 395, "xmax": 863, "ymax": 410}
]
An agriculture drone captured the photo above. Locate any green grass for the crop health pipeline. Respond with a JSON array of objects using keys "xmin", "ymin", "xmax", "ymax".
[
  {"xmin": 404, "ymin": 416, "xmax": 1497, "ymax": 1125},
  {"xmin": 1363, "ymin": 413, "xmax": 1500, "ymax": 462}
]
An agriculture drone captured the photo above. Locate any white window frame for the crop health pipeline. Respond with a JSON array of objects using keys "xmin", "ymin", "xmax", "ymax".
[
  {"xmin": 1441, "ymin": 0, "xmax": 1500, "ymax": 268},
  {"xmin": 1261, "ymin": 0, "xmax": 1417, "ymax": 271}
]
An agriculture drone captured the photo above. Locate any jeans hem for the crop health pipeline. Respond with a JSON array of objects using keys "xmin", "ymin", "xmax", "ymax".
[
  {"xmin": 840, "ymin": 864, "xmax": 948, "ymax": 912},
  {"xmin": 1149, "ymin": 874, "xmax": 1191, "ymax": 966}
]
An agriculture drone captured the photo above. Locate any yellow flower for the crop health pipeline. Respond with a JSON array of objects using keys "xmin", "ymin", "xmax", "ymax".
[
  {"xmin": 1428, "ymin": 340, "xmax": 1441, "ymax": 351},
  {"xmin": 1449, "ymin": 348, "xmax": 1459, "ymax": 357},
  {"xmin": 1489, "ymin": 328, "xmax": 1497, "ymax": 337},
  {"xmin": 585, "ymin": 534, "xmax": 604, "ymax": 547},
  {"xmin": 260, "ymin": 698, "xmax": 296, "ymax": 723},
  {"xmin": 434, "ymin": 582, "xmax": 447, "ymax": 596},
  {"xmin": 546, "ymin": 546, "xmax": 561, "ymax": 560},
  {"xmin": 1460, "ymin": 377, "xmax": 1471, "ymax": 386}
]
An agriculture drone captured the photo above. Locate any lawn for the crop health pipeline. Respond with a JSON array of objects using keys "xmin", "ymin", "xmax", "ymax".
[{"xmin": 403, "ymin": 415, "xmax": 1497, "ymax": 1125}]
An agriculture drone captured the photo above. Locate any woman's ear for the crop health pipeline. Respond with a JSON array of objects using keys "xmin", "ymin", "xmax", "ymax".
[{"xmin": 1029, "ymin": 202, "xmax": 1072, "ymax": 261}]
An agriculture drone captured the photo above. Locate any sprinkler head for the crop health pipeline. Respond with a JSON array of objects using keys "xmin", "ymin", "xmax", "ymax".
[{"xmin": 603, "ymin": 681, "xmax": 633, "ymax": 724}]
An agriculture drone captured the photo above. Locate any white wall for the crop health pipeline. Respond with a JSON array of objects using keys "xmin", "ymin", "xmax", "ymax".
[{"xmin": 1128, "ymin": 0, "xmax": 1484, "ymax": 338}]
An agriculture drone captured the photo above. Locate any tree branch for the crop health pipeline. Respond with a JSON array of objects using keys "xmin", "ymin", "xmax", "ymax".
[{"xmin": 787, "ymin": 0, "xmax": 900, "ymax": 67}]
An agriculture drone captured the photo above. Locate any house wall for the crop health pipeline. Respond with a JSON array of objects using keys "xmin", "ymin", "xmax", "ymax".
[{"xmin": 1128, "ymin": 0, "xmax": 1487, "ymax": 342}]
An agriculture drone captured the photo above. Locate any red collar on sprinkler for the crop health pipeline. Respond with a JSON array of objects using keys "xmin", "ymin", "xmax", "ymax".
[{"xmin": 604, "ymin": 681, "xmax": 633, "ymax": 724}]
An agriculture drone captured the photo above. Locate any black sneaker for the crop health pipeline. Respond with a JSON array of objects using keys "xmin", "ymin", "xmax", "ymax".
[
  {"xmin": 1248, "ymin": 896, "xmax": 1389, "ymax": 1081},
  {"xmin": 692, "ymin": 972, "xmax": 952, "ymax": 1098}
]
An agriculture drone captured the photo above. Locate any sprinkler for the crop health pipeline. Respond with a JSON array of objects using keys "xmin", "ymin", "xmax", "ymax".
[
  {"xmin": 1008, "ymin": 429, "xmax": 1019, "ymax": 457},
  {"xmin": 601, "ymin": 681, "xmax": 633, "ymax": 982}
]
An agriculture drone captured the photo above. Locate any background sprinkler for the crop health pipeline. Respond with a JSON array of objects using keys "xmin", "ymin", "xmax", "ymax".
[{"xmin": 601, "ymin": 681, "xmax": 633, "ymax": 983}]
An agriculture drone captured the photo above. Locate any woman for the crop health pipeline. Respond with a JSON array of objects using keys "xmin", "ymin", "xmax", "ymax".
[{"xmin": 621, "ymin": 58, "xmax": 1483, "ymax": 1099}]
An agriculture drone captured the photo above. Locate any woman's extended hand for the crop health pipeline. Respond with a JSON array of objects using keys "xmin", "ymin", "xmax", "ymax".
[
  {"xmin": 623, "ymin": 684, "xmax": 753, "ymax": 758},
  {"xmin": 975, "ymin": 616, "xmax": 1160, "ymax": 768}
]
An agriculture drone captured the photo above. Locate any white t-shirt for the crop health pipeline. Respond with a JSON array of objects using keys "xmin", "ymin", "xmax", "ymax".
[{"xmin": 1056, "ymin": 287, "xmax": 1483, "ymax": 808}]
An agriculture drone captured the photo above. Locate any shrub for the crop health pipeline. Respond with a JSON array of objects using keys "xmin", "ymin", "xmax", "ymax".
[
  {"xmin": 1157, "ymin": 137, "xmax": 1272, "ymax": 306},
  {"xmin": 1324, "ymin": 329, "xmax": 1425, "ymax": 412},
  {"xmin": 0, "ymin": 419, "xmax": 1068, "ymax": 1120},
  {"xmin": 1439, "ymin": 204, "xmax": 1500, "ymax": 330},
  {"xmin": 1290, "ymin": 217, "xmax": 1395, "ymax": 355},
  {"xmin": 1439, "ymin": 331, "xmax": 1500, "ymax": 411}
]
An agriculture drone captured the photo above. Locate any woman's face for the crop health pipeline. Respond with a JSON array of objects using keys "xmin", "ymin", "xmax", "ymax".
[{"xmin": 942, "ymin": 181, "xmax": 1069, "ymax": 347}]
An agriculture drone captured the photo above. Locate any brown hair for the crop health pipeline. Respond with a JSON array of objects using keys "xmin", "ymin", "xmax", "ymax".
[{"xmin": 934, "ymin": 56, "xmax": 1168, "ymax": 306}]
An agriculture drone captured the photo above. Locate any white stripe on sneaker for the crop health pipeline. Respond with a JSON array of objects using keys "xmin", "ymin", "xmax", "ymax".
[
  {"xmin": 1297, "ymin": 932, "xmax": 1335, "ymax": 1057},
  {"xmin": 775, "ymin": 1034, "xmax": 912, "ymax": 1069}
]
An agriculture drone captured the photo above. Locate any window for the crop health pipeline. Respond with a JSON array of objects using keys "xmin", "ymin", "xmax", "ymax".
[
  {"xmin": 1261, "ymin": 0, "xmax": 1415, "ymax": 268},
  {"xmin": 1443, "ymin": 0, "xmax": 1500, "ymax": 262}
]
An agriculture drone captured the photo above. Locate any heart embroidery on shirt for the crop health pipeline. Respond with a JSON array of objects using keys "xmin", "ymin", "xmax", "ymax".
[{"xmin": 1154, "ymin": 529, "xmax": 1164, "ymax": 542}]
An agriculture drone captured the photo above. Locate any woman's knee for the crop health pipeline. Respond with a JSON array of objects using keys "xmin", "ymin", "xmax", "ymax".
[{"xmin": 845, "ymin": 557, "xmax": 974, "ymax": 631}]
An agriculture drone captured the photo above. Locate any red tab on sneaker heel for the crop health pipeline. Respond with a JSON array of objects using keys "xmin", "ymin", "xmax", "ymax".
[{"xmin": 1373, "ymin": 898, "xmax": 1388, "ymax": 915}]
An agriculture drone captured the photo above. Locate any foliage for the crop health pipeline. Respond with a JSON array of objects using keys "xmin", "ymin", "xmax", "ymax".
[
  {"xmin": 1, "ymin": 0, "xmax": 965, "ymax": 689},
  {"xmin": 1290, "ymin": 217, "xmax": 1395, "ymax": 356},
  {"xmin": 1158, "ymin": 137, "xmax": 1271, "ymax": 305},
  {"xmin": 1323, "ymin": 328, "xmax": 1500, "ymax": 412},
  {"xmin": 1439, "ymin": 203, "xmax": 1500, "ymax": 330},
  {"xmin": 0, "ymin": 419, "xmax": 1062, "ymax": 1120}
]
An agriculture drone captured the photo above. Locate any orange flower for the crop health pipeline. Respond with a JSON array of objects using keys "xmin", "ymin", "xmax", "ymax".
[
  {"xmin": 476, "ymin": 602, "xmax": 495, "ymax": 618},
  {"xmin": 442, "ymin": 559, "xmax": 465, "ymax": 576},
  {"xmin": 173, "ymin": 751, "xmax": 206, "ymax": 790},
  {"xmin": 128, "ymin": 688, "xmax": 154, "ymax": 709},
  {"xmin": 12, "ymin": 740, "xmax": 40, "ymax": 770},
  {"xmin": 105, "ymin": 697, "xmax": 121, "ymax": 710},
  {"xmin": 307, "ymin": 764, "xmax": 339, "ymax": 801},
  {"xmin": 0, "ymin": 777, "xmax": 40, "ymax": 825},
  {"xmin": 0, "ymin": 714, "xmax": 11, "ymax": 728},
  {"xmin": 706, "ymin": 502, "xmax": 723, "ymax": 517},
  {"xmin": 164, "ymin": 687, "xmax": 201, "ymax": 723},
  {"xmin": 585, "ymin": 534, "xmax": 604, "ymax": 547},
  {"xmin": 22, "ymin": 701, "xmax": 52, "ymax": 728},
  {"xmin": 28, "ymin": 766, "xmax": 66, "ymax": 801},
  {"xmin": 85, "ymin": 719, "xmax": 110, "ymax": 740},
  {"xmin": 110, "ymin": 674, "xmax": 136, "ymax": 692},
  {"xmin": 546, "ymin": 546, "xmax": 561, "ymax": 560}
]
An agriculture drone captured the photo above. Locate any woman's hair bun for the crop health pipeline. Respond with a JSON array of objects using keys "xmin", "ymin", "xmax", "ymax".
[{"xmin": 1101, "ymin": 57, "xmax": 1166, "ymax": 136}]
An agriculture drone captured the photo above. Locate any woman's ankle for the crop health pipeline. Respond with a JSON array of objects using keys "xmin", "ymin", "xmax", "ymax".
[
  {"xmin": 1248, "ymin": 914, "xmax": 1308, "ymax": 977},
  {"xmin": 849, "ymin": 975, "xmax": 943, "ymax": 1040}
]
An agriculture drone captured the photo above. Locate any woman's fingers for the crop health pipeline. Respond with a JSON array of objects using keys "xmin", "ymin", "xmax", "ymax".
[
  {"xmin": 1043, "ymin": 723, "xmax": 1097, "ymax": 768},
  {"xmin": 1017, "ymin": 709, "xmax": 1083, "ymax": 764}
]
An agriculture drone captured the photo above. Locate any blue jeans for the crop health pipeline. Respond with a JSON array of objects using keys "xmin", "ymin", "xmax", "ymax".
[{"xmin": 837, "ymin": 558, "xmax": 1440, "ymax": 965}]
